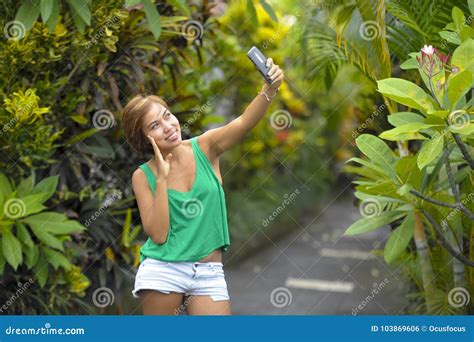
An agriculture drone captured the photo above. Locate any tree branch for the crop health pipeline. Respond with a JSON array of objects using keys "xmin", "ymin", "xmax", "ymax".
[
  {"xmin": 421, "ymin": 209, "xmax": 474, "ymax": 267},
  {"xmin": 443, "ymin": 144, "xmax": 474, "ymax": 220},
  {"xmin": 452, "ymin": 132, "xmax": 474, "ymax": 170}
]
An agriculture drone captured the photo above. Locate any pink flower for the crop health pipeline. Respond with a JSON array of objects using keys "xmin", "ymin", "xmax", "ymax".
[
  {"xmin": 416, "ymin": 44, "xmax": 450, "ymax": 77},
  {"xmin": 421, "ymin": 44, "xmax": 435, "ymax": 56}
]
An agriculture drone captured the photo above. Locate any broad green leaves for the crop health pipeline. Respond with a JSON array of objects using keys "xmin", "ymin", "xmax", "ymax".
[
  {"xmin": 377, "ymin": 78, "xmax": 437, "ymax": 112},
  {"xmin": 355, "ymin": 134, "xmax": 398, "ymax": 180},
  {"xmin": 142, "ymin": 0, "xmax": 161, "ymax": 39},
  {"xmin": 344, "ymin": 211, "xmax": 406, "ymax": 236},
  {"xmin": 387, "ymin": 112, "xmax": 425, "ymax": 126},
  {"xmin": 417, "ymin": 133, "xmax": 444, "ymax": 170},
  {"xmin": 451, "ymin": 38, "xmax": 474, "ymax": 75},
  {"xmin": 384, "ymin": 211, "xmax": 415, "ymax": 264},
  {"xmin": 448, "ymin": 70, "xmax": 472, "ymax": 108},
  {"xmin": 0, "ymin": 172, "xmax": 85, "ymax": 275},
  {"xmin": 379, "ymin": 122, "xmax": 435, "ymax": 141}
]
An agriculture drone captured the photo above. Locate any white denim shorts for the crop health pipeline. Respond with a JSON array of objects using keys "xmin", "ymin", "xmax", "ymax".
[{"xmin": 132, "ymin": 258, "xmax": 230, "ymax": 301}]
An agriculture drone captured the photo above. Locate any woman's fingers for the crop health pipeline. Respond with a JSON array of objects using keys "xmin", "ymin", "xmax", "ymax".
[
  {"xmin": 266, "ymin": 57, "xmax": 273, "ymax": 68},
  {"xmin": 268, "ymin": 64, "xmax": 281, "ymax": 80},
  {"xmin": 270, "ymin": 69, "xmax": 283, "ymax": 84},
  {"xmin": 147, "ymin": 135, "xmax": 164, "ymax": 162}
]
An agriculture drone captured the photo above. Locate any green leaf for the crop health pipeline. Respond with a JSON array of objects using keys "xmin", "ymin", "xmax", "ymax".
[
  {"xmin": 21, "ymin": 193, "xmax": 48, "ymax": 217},
  {"xmin": 66, "ymin": 0, "xmax": 91, "ymax": 25},
  {"xmin": 379, "ymin": 122, "xmax": 436, "ymax": 141},
  {"xmin": 0, "ymin": 172, "xmax": 13, "ymax": 197},
  {"xmin": 388, "ymin": 112, "xmax": 425, "ymax": 127},
  {"xmin": 259, "ymin": 0, "xmax": 278, "ymax": 22},
  {"xmin": 247, "ymin": 0, "xmax": 258, "ymax": 26},
  {"xmin": 2, "ymin": 230, "xmax": 22, "ymax": 270},
  {"xmin": 142, "ymin": 0, "xmax": 161, "ymax": 39},
  {"xmin": 16, "ymin": 222, "xmax": 34, "ymax": 248},
  {"xmin": 35, "ymin": 254, "xmax": 49, "ymax": 288},
  {"xmin": 451, "ymin": 38, "xmax": 474, "ymax": 74},
  {"xmin": 46, "ymin": 0, "xmax": 60, "ymax": 32},
  {"xmin": 23, "ymin": 212, "xmax": 85, "ymax": 235},
  {"xmin": 395, "ymin": 156, "xmax": 422, "ymax": 189},
  {"xmin": 28, "ymin": 226, "xmax": 64, "ymax": 251},
  {"xmin": 125, "ymin": 0, "xmax": 141, "ymax": 6},
  {"xmin": 448, "ymin": 70, "xmax": 472, "ymax": 108},
  {"xmin": 167, "ymin": 0, "xmax": 190, "ymax": 16},
  {"xmin": 344, "ymin": 211, "xmax": 406, "ymax": 236},
  {"xmin": 377, "ymin": 78, "xmax": 437, "ymax": 112},
  {"xmin": 65, "ymin": 128, "xmax": 98, "ymax": 146},
  {"xmin": 30, "ymin": 175, "xmax": 58, "ymax": 203},
  {"xmin": 16, "ymin": 174, "xmax": 35, "ymax": 197},
  {"xmin": 23, "ymin": 243, "xmax": 39, "ymax": 269},
  {"xmin": 0, "ymin": 244, "xmax": 5, "ymax": 274},
  {"xmin": 384, "ymin": 211, "xmax": 414, "ymax": 264},
  {"xmin": 355, "ymin": 134, "xmax": 398, "ymax": 177},
  {"xmin": 399, "ymin": 57, "xmax": 418, "ymax": 70},
  {"xmin": 15, "ymin": 0, "xmax": 40, "ymax": 31},
  {"xmin": 42, "ymin": 246, "xmax": 70, "ymax": 270},
  {"xmin": 40, "ymin": 0, "xmax": 53, "ymax": 22},
  {"xmin": 417, "ymin": 133, "xmax": 444, "ymax": 170}
]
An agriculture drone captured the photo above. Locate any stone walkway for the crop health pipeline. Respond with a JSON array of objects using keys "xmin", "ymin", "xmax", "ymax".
[{"xmin": 225, "ymin": 189, "xmax": 408, "ymax": 315}]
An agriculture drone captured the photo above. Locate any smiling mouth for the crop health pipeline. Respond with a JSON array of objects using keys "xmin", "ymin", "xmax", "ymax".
[{"xmin": 166, "ymin": 129, "xmax": 179, "ymax": 141}]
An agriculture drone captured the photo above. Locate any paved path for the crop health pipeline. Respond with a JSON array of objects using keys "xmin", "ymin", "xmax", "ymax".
[{"xmin": 225, "ymin": 189, "xmax": 408, "ymax": 315}]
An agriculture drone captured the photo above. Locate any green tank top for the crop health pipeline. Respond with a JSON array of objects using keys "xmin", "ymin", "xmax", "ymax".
[{"xmin": 137, "ymin": 136, "xmax": 230, "ymax": 262}]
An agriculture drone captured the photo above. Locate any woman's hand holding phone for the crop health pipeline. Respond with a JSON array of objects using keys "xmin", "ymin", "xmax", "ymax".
[{"xmin": 262, "ymin": 57, "xmax": 284, "ymax": 96}]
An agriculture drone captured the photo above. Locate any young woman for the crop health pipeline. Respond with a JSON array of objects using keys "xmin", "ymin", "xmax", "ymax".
[{"xmin": 123, "ymin": 58, "xmax": 284, "ymax": 315}]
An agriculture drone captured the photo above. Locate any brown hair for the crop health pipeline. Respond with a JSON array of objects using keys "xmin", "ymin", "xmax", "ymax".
[{"xmin": 122, "ymin": 94, "xmax": 170, "ymax": 156}]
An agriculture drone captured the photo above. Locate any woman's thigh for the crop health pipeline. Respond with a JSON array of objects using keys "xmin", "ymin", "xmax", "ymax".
[
  {"xmin": 140, "ymin": 290, "xmax": 184, "ymax": 315},
  {"xmin": 186, "ymin": 295, "xmax": 232, "ymax": 315}
]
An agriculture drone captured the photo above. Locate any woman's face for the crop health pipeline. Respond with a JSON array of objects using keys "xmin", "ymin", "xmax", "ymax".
[{"xmin": 142, "ymin": 102, "xmax": 181, "ymax": 150}]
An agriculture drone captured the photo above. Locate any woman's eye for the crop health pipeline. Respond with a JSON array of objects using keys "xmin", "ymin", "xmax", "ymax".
[{"xmin": 166, "ymin": 112, "xmax": 171, "ymax": 117}]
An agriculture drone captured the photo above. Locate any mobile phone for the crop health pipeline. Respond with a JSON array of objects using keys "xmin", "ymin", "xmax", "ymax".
[{"xmin": 247, "ymin": 46, "xmax": 272, "ymax": 84}]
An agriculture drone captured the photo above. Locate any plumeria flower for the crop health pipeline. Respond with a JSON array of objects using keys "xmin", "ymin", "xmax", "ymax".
[
  {"xmin": 421, "ymin": 44, "xmax": 435, "ymax": 56},
  {"xmin": 416, "ymin": 44, "xmax": 449, "ymax": 77}
]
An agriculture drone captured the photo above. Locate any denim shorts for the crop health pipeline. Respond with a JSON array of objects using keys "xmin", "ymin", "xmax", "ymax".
[{"xmin": 132, "ymin": 258, "xmax": 230, "ymax": 301}]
